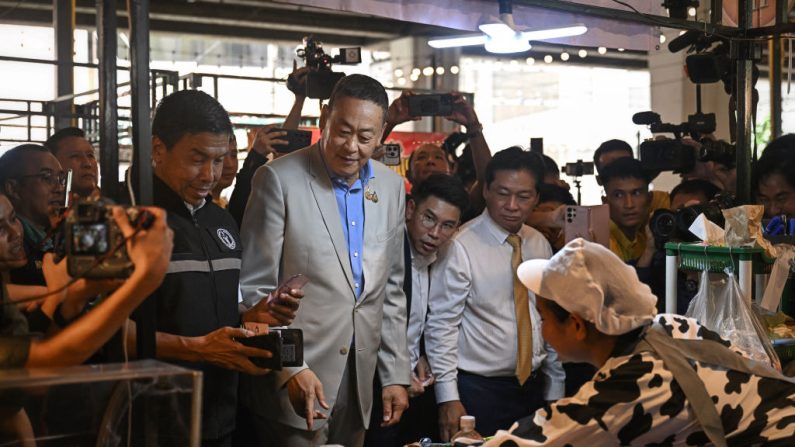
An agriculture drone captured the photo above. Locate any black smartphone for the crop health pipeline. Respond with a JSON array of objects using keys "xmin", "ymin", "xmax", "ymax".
[
  {"xmin": 407, "ymin": 94, "xmax": 454, "ymax": 117},
  {"xmin": 237, "ymin": 328, "xmax": 304, "ymax": 370},
  {"xmin": 268, "ymin": 128, "xmax": 312, "ymax": 153}
]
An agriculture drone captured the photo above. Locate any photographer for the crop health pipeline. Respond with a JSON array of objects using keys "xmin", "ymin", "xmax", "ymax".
[
  {"xmin": 227, "ymin": 63, "xmax": 307, "ymax": 228},
  {"xmin": 638, "ymin": 179, "xmax": 721, "ymax": 313},
  {"xmin": 382, "ymin": 91, "xmax": 491, "ymax": 218},
  {"xmin": 0, "ymin": 197, "xmax": 172, "ymax": 369}
]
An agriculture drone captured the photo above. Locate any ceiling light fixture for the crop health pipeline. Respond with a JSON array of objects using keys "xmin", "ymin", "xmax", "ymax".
[{"xmin": 427, "ymin": 0, "xmax": 586, "ymax": 54}]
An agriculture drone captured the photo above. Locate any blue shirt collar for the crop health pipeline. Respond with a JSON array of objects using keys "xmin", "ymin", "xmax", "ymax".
[{"xmin": 329, "ymin": 159, "xmax": 375, "ymax": 190}]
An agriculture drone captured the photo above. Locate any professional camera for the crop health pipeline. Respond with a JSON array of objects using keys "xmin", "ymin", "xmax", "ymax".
[
  {"xmin": 633, "ymin": 110, "xmax": 715, "ymax": 172},
  {"xmin": 296, "ymin": 35, "xmax": 362, "ymax": 100},
  {"xmin": 64, "ymin": 198, "xmax": 153, "ymax": 279},
  {"xmin": 698, "ymin": 138, "xmax": 736, "ymax": 168},
  {"xmin": 649, "ymin": 193, "xmax": 735, "ymax": 249}
]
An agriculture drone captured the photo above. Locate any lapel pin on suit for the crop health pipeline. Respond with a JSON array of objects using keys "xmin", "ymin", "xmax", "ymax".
[{"xmin": 365, "ymin": 184, "xmax": 379, "ymax": 203}]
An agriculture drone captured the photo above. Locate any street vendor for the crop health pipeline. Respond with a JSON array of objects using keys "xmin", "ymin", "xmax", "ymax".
[{"xmin": 484, "ymin": 238, "xmax": 795, "ymax": 447}]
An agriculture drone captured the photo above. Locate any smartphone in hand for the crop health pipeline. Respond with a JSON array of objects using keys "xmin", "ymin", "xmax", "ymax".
[{"xmin": 268, "ymin": 273, "xmax": 309, "ymax": 305}]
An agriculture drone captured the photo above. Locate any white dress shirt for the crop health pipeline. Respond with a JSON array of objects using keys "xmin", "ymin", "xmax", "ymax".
[
  {"xmin": 406, "ymin": 243, "xmax": 437, "ymax": 371},
  {"xmin": 425, "ymin": 210, "xmax": 566, "ymax": 404}
]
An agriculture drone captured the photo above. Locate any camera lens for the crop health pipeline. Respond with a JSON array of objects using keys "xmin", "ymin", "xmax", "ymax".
[{"xmin": 650, "ymin": 209, "xmax": 676, "ymax": 240}]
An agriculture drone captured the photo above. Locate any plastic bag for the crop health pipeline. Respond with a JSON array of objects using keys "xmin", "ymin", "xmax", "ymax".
[{"xmin": 685, "ymin": 269, "xmax": 782, "ymax": 371}]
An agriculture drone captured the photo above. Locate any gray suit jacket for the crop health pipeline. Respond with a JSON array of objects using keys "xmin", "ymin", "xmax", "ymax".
[{"xmin": 238, "ymin": 143, "xmax": 410, "ymax": 430}]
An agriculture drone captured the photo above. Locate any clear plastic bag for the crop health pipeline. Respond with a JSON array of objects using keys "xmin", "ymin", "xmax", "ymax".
[{"xmin": 685, "ymin": 269, "xmax": 782, "ymax": 371}]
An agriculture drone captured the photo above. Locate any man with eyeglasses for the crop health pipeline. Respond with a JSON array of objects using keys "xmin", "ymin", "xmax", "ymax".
[
  {"xmin": 425, "ymin": 147, "xmax": 565, "ymax": 441},
  {"xmin": 365, "ymin": 173, "xmax": 469, "ymax": 447},
  {"xmin": 0, "ymin": 144, "xmax": 66, "ymax": 288}
]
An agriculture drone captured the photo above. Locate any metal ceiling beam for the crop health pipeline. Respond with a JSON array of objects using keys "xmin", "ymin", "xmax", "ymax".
[{"xmin": 0, "ymin": 0, "xmax": 461, "ymax": 44}]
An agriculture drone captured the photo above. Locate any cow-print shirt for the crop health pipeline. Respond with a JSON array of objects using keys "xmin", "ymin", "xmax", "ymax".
[{"xmin": 483, "ymin": 314, "xmax": 795, "ymax": 446}]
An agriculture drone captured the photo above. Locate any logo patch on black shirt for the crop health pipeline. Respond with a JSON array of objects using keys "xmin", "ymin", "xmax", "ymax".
[{"xmin": 216, "ymin": 228, "xmax": 236, "ymax": 249}]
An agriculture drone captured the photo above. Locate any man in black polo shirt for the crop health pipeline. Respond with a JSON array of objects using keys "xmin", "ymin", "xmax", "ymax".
[{"xmin": 138, "ymin": 90, "xmax": 301, "ymax": 447}]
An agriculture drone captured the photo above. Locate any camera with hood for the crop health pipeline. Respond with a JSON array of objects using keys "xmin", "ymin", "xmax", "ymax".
[{"xmin": 632, "ymin": 110, "xmax": 715, "ymax": 173}]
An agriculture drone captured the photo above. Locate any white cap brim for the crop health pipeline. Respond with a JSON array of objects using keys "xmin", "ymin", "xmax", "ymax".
[{"xmin": 517, "ymin": 259, "xmax": 549, "ymax": 296}]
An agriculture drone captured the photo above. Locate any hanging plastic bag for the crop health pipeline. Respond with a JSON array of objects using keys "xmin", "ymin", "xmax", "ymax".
[{"xmin": 686, "ymin": 269, "xmax": 781, "ymax": 371}]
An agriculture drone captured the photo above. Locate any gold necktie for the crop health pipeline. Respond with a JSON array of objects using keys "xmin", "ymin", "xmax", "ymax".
[{"xmin": 507, "ymin": 234, "xmax": 533, "ymax": 385}]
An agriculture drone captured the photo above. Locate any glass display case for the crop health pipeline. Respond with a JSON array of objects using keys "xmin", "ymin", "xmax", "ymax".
[{"xmin": 0, "ymin": 360, "xmax": 202, "ymax": 447}]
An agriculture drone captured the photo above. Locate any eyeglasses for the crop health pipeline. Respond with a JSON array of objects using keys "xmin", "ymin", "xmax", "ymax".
[
  {"xmin": 19, "ymin": 171, "xmax": 68, "ymax": 187},
  {"xmin": 419, "ymin": 211, "xmax": 458, "ymax": 236}
]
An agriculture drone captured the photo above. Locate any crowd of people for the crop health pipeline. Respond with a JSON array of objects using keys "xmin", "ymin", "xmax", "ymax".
[{"xmin": 0, "ymin": 69, "xmax": 794, "ymax": 447}]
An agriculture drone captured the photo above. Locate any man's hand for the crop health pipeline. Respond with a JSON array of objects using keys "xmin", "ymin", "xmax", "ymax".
[
  {"xmin": 408, "ymin": 356, "xmax": 434, "ymax": 398},
  {"xmin": 444, "ymin": 92, "xmax": 480, "ymax": 132},
  {"xmin": 242, "ymin": 287, "xmax": 303, "ymax": 326},
  {"xmin": 250, "ymin": 124, "xmax": 289, "ymax": 157},
  {"xmin": 385, "ymin": 90, "xmax": 420, "ymax": 127},
  {"xmin": 191, "ymin": 327, "xmax": 272, "ymax": 375},
  {"xmin": 439, "ymin": 400, "xmax": 467, "ymax": 442},
  {"xmin": 381, "ymin": 384, "xmax": 409, "ymax": 427},
  {"xmin": 286, "ymin": 369, "xmax": 329, "ymax": 430},
  {"xmin": 41, "ymin": 253, "xmax": 122, "ymax": 320},
  {"xmin": 286, "ymin": 61, "xmax": 309, "ymax": 99}
]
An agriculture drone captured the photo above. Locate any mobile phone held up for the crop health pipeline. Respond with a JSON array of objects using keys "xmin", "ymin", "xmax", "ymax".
[
  {"xmin": 268, "ymin": 273, "xmax": 310, "ymax": 306},
  {"xmin": 268, "ymin": 128, "xmax": 312, "ymax": 153},
  {"xmin": 407, "ymin": 94, "xmax": 454, "ymax": 117}
]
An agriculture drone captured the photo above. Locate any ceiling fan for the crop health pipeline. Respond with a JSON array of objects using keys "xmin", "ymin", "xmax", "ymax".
[{"xmin": 428, "ymin": 0, "xmax": 588, "ymax": 54}]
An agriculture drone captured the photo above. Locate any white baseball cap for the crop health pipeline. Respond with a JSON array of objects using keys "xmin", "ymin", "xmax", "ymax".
[{"xmin": 517, "ymin": 238, "xmax": 657, "ymax": 335}]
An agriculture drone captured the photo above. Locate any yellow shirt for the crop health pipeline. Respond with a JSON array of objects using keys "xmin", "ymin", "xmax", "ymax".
[{"xmin": 609, "ymin": 190, "xmax": 670, "ymax": 262}]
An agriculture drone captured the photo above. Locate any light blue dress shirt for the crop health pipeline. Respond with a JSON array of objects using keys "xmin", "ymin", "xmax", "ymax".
[{"xmin": 331, "ymin": 160, "xmax": 374, "ymax": 300}]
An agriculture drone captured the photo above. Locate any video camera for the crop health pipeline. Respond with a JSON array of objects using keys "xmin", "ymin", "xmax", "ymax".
[
  {"xmin": 649, "ymin": 193, "xmax": 735, "ymax": 249},
  {"xmin": 632, "ymin": 110, "xmax": 716, "ymax": 172},
  {"xmin": 296, "ymin": 35, "xmax": 362, "ymax": 100},
  {"xmin": 63, "ymin": 198, "xmax": 153, "ymax": 279}
]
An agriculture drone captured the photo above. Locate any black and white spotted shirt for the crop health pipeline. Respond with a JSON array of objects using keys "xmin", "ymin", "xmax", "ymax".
[{"xmin": 484, "ymin": 314, "xmax": 795, "ymax": 446}]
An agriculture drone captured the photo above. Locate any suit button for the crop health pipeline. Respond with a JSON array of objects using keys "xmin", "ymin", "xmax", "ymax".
[{"xmin": 340, "ymin": 347, "xmax": 348, "ymax": 355}]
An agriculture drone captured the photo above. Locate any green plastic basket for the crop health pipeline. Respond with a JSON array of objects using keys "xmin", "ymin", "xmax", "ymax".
[{"xmin": 664, "ymin": 242, "xmax": 773, "ymax": 274}]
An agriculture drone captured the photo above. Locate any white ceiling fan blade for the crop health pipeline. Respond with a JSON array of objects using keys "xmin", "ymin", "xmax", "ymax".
[
  {"xmin": 520, "ymin": 25, "xmax": 588, "ymax": 42},
  {"xmin": 478, "ymin": 22, "xmax": 516, "ymax": 39},
  {"xmin": 428, "ymin": 35, "xmax": 488, "ymax": 49}
]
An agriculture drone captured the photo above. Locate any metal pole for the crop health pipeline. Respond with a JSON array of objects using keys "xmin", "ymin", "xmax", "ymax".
[
  {"xmin": 97, "ymin": 0, "xmax": 119, "ymax": 201},
  {"xmin": 129, "ymin": 0, "xmax": 156, "ymax": 360},
  {"xmin": 771, "ymin": 39, "xmax": 782, "ymax": 139},
  {"xmin": 734, "ymin": 0, "xmax": 753, "ymax": 205},
  {"xmin": 53, "ymin": 0, "xmax": 75, "ymax": 130}
]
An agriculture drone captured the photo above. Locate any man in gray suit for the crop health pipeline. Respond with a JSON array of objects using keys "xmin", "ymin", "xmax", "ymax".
[{"xmin": 239, "ymin": 74, "xmax": 410, "ymax": 447}]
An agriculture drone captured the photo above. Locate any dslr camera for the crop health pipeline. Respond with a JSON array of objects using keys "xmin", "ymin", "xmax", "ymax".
[
  {"xmin": 64, "ymin": 198, "xmax": 153, "ymax": 279},
  {"xmin": 649, "ymin": 193, "xmax": 734, "ymax": 249},
  {"xmin": 296, "ymin": 35, "xmax": 361, "ymax": 100}
]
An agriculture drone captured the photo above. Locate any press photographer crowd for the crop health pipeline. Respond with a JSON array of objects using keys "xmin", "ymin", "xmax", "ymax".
[{"xmin": 3, "ymin": 37, "xmax": 795, "ymax": 447}]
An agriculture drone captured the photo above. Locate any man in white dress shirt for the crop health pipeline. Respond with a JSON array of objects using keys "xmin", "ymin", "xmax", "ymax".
[
  {"xmin": 425, "ymin": 147, "xmax": 565, "ymax": 441},
  {"xmin": 365, "ymin": 173, "xmax": 470, "ymax": 446}
]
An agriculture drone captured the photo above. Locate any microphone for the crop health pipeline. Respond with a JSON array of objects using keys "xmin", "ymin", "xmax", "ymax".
[
  {"xmin": 632, "ymin": 111, "xmax": 661, "ymax": 125},
  {"xmin": 667, "ymin": 30, "xmax": 702, "ymax": 53}
]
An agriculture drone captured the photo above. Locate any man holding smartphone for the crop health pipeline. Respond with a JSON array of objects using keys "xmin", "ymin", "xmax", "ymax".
[{"xmin": 239, "ymin": 74, "xmax": 410, "ymax": 447}]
